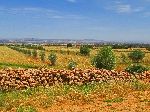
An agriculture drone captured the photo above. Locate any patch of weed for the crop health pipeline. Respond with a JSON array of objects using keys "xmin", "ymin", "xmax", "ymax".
[{"xmin": 104, "ymin": 97, "xmax": 124, "ymax": 103}]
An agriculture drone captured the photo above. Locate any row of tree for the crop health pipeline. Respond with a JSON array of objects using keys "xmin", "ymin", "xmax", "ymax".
[
  {"xmin": 7, "ymin": 44, "xmax": 45, "ymax": 50},
  {"xmin": 7, "ymin": 46, "xmax": 57, "ymax": 66},
  {"xmin": 8, "ymin": 46, "xmax": 32, "ymax": 56},
  {"xmin": 8, "ymin": 46, "xmax": 41, "ymax": 60},
  {"xmin": 94, "ymin": 43, "xmax": 150, "ymax": 50}
]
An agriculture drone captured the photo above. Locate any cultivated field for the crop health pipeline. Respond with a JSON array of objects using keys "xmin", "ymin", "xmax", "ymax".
[
  {"xmin": 44, "ymin": 46, "xmax": 150, "ymax": 70},
  {"xmin": 1, "ymin": 45, "xmax": 150, "ymax": 70},
  {"xmin": 0, "ymin": 45, "xmax": 150, "ymax": 112},
  {"xmin": 0, "ymin": 46, "xmax": 44, "ymax": 69}
]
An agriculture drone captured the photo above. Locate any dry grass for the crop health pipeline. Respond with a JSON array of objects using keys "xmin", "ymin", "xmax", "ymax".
[
  {"xmin": 0, "ymin": 46, "xmax": 44, "ymax": 68},
  {"xmin": 44, "ymin": 46, "xmax": 150, "ymax": 70},
  {"xmin": 1, "ymin": 46, "xmax": 150, "ymax": 70}
]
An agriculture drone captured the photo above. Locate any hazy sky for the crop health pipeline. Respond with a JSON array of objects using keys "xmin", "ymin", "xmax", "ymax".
[{"xmin": 0, "ymin": 0, "xmax": 150, "ymax": 42}]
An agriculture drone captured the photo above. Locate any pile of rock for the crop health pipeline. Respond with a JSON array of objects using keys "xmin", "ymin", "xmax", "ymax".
[{"xmin": 0, "ymin": 68, "xmax": 149, "ymax": 90}]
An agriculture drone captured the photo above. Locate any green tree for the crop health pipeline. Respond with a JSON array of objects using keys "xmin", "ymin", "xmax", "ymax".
[
  {"xmin": 39, "ymin": 50, "xmax": 45, "ymax": 62},
  {"xmin": 67, "ymin": 43, "xmax": 73, "ymax": 48},
  {"xmin": 126, "ymin": 50, "xmax": 147, "ymax": 74},
  {"xmin": 125, "ymin": 64, "xmax": 149, "ymax": 74},
  {"xmin": 32, "ymin": 49, "xmax": 37, "ymax": 58},
  {"xmin": 92, "ymin": 46, "xmax": 116, "ymax": 70},
  {"xmin": 128, "ymin": 50, "xmax": 145, "ymax": 63},
  {"xmin": 68, "ymin": 60, "xmax": 77, "ymax": 70},
  {"xmin": 80, "ymin": 45, "xmax": 90, "ymax": 56},
  {"xmin": 48, "ymin": 52, "xmax": 57, "ymax": 66}
]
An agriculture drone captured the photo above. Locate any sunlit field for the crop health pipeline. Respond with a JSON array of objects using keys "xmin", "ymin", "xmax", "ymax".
[
  {"xmin": 0, "ymin": 45, "xmax": 150, "ymax": 70},
  {"xmin": 0, "ymin": 46, "xmax": 43, "ymax": 69},
  {"xmin": 44, "ymin": 47, "xmax": 149, "ymax": 70}
]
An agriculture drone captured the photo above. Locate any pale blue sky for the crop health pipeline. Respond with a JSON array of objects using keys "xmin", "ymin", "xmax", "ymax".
[{"xmin": 0, "ymin": 0, "xmax": 150, "ymax": 42}]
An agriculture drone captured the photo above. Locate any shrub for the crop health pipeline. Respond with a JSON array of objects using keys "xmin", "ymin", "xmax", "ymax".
[
  {"xmin": 39, "ymin": 51, "xmax": 45, "ymax": 62},
  {"xmin": 92, "ymin": 46, "xmax": 116, "ymax": 70},
  {"xmin": 128, "ymin": 50, "xmax": 145, "ymax": 63},
  {"xmin": 67, "ymin": 43, "xmax": 73, "ymax": 48},
  {"xmin": 48, "ymin": 53, "xmax": 57, "ymax": 66},
  {"xmin": 68, "ymin": 60, "xmax": 77, "ymax": 70},
  {"xmin": 80, "ymin": 45, "xmax": 90, "ymax": 56},
  {"xmin": 32, "ymin": 49, "xmax": 37, "ymax": 58},
  {"xmin": 125, "ymin": 64, "xmax": 149, "ymax": 74}
]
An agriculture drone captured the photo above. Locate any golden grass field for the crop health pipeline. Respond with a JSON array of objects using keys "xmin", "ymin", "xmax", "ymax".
[
  {"xmin": 0, "ymin": 46, "xmax": 150, "ymax": 70},
  {"xmin": 0, "ymin": 46, "xmax": 44, "ymax": 68},
  {"xmin": 24, "ymin": 45, "xmax": 150, "ymax": 69}
]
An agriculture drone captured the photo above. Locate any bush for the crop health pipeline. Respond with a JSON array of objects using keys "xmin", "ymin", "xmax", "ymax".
[
  {"xmin": 68, "ymin": 60, "xmax": 77, "ymax": 70},
  {"xmin": 125, "ymin": 64, "xmax": 149, "ymax": 74},
  {"xmin": 32, "ymin": 49, "xmax": 37, "ymax": 58},
  {"xmin": 67, "ymin": 43, "xmax": 73, "ymax": 48},
  {"xmin": 39, "ymin": 51, "xmax": 45, "ymax": 62},
  {"xmin": 92, "ymin": 46, "xmax": 116, "ymax": 70},
  {"xmin": 128, "ymin": 50, "xmax": 145, "ymax": 63},
  {"xmin": 80, "ymin": 45, "xmax": 90, "ymax": 56},
  {"xmin": 48, "ymin": 53, "xmax": 57, "ymax": 66}
]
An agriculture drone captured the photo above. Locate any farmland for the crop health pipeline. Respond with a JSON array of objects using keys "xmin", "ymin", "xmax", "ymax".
[
  {"xmin": 1, "ymin": 45, "xmax": 150, "ymax": 70},
  {"xmin": 0, "ymin": 46, "xmax": 43, "ymax": 69},
  {"xmin": 0, "ymin": 44, "xmax": 150, "ymax": 112}
]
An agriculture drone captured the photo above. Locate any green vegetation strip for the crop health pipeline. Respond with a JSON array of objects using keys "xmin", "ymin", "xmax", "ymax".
[
  {"xmin": 0, "ymin": 62, "xmax": 38, "ymax": 69},
  {"xmin": 104, "ymin": 97, "xmax": 124, "ymax": 103}
]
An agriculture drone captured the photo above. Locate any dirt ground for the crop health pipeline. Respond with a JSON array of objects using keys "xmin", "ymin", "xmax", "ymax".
[{"xmin": 37, "ymin": 91, "xmax": 150, "ymax": 112}]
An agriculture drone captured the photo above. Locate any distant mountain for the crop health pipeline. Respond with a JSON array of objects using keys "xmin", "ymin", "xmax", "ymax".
[
  {"xmin": 9, "ymin": 38, "xmax": 107, "ymax": 44},
  {"xmin": 0, "ymin": 39, "xmax": 10, "ymax": 43},
  {"xmin": 0, "ymin": 38, "xmax": 149, "ymax": 44}
]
